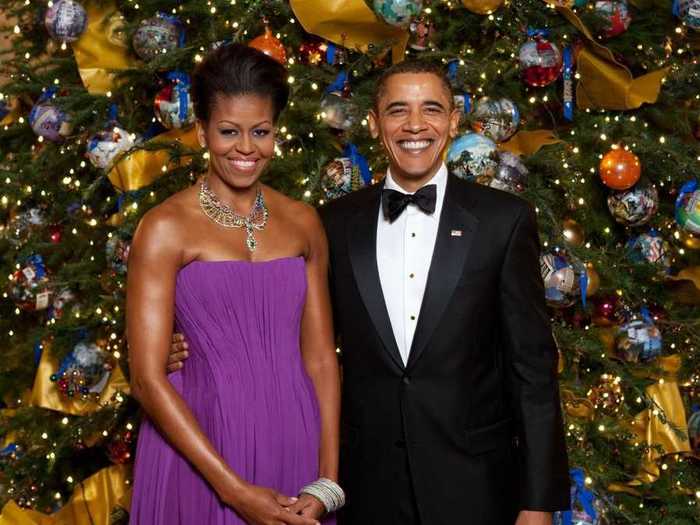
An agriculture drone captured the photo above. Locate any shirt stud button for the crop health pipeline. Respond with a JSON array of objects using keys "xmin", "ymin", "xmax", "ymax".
[
  {"xmin": 409, "ymin": 273, "xmax": 415, "ymax": 279},
  {"xmin": 410, "ymin": 315, "xmax": 416, "ymax": 321},
  {"xmin": 411, "ymin": 233, "xmax": 416, "ymax": 238}
]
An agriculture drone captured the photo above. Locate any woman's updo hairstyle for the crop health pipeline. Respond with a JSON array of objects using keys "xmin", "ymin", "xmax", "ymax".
[{"xmin": 192, "ymin": 43, "xmax": 289, "ymax": 123}]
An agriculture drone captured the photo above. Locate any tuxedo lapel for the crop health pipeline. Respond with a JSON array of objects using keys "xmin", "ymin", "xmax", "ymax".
[
  {"xmin": 407, "ymin": 176, "xmax": 479, "ymax": 370},
  {"xmin": 348, "ymin": 184, "xmax": 405, "ymax": 372}
]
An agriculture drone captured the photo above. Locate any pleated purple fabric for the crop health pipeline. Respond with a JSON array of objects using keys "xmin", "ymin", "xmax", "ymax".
[{"xmin": 130, "ymin": 257, "xmax": 334, "ymax": 524}]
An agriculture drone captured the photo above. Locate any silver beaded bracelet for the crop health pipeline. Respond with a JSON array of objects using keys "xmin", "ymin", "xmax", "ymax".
[{"xmin": 299, "ymin": 478, "xmax": 346, "ymax": 513}]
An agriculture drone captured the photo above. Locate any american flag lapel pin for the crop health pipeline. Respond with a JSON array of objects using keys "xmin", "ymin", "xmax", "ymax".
[{"xmin": 451, "ymin": 229, "xmax": 463, "ymax": 237}]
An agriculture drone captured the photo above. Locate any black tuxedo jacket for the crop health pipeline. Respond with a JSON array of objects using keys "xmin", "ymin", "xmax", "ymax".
[{"xmin": 319, "ymin": 175, "xmax": 570, "ymax": 524}]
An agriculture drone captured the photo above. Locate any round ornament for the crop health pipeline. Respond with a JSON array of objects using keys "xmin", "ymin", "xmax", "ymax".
[
  {"xmin": 8, "ymin": 255, "xmax": 52, "ymax": 311},
  {"xmin": 675, "ymin": 179, "xmax": 700, "ymax": 234},
  {"xmin": 607, "ymin": 181, "xmax": 658, "ymax": 227},
  {"xmin": 680, "ymin": 230, "xmax": 700, "ymax": 250},
  {"xmin": 86, "ymin": 125, "xmax": 135, "ymax": 171},
  {"xmin": 106, "ymin": 234, "xmax": 131, "ymax": 274},
  {"xmin": 562, "ymin": 218, "xmax": 585, "ymax": 247},
  {"xmin": 446, "ymin": 132, "xmax": 499, "ymax": 181},
  {"xmin": 249, "ymin": 26, "xmax": 287, "ymax": 64},
  {"xmin": 591, "ymin": 293, "xmax": 622, "ymax": 326},
  {"xmin": 132, "ymin": 14, "xmax": 180, "ymax": 62},
  {"xmin": 321, "ymin": 158, "xmax": 367, "ymax": 201},
  {"xmin": 471, "ymin": 97, "xmax": 520, "ymax": 143},
  {"xmin": 49, "ymin": 225, "xmax": 63, "ymax": 244},
  {"xmin": 50, "ymin": 288, "xmax": 75, "ymax": 320},
  {"xmin": 11, "ymin": 207, "xmax": 46, "ymax": 242},
  {"xmin": 594, "ymin": 1, "xmax": 632, "ymax": 38},
  {"xmin": 519, "ymin": 32, "xmax": 563, "ymax": 88},
  {"xmin": 587, "ymin": 374, "xmax": 624, "ymax": 415},
  {"xmin": 373, "ymin": 0, "xmax": 423, "ymax": 28},
  {"xmin": 490, "ymin": 151, "xmax": 529, "ymax": 193},
  {"xmin": 673, "ymin": 0, "xmax": 700, "ymax": 30},
  {"xmin": 106, "ymin": 431, "xmax": 133, "ymax": 464},
  {"xmin": 615, "ymin": 314, "xmax": 662, "ymax": 363},
  {"xmin": 626, "ymin": 230, "xmax": 670, "ymax": 271},
  {"xmin": 599, "ymin": 148, "xmax": 641, "ymax": 190},
  {"xmin": 585, "ymin": 263, "xmax": 600, "ymax": 297},
  {"xmin": 688, "ymin": 409, "xmax": 700, "ymax": 454},
  {"xmin": 461, "ymin": 0, "xmax": 504, "ymax": 14},
  {"xmin": 154, "ymin": 74, "xmax": 194, "ymax": 129},
  {"xmin": 320, "ymin": 92, "xmax": 357, "ymax": 131},
  {"xmin": 50, "ymin": 342, "xmax": 113, "ymax": 399},
  {"xmin": 29, "ymin": 100, "xmax": 71, "ymax": 142},
  {"xmin": 540, "ymin": 251, "xmax": 588, "ymax": 308},
  {"xmin": 44, "ymin": 0, "xmax": 87, "ymax": 42}
]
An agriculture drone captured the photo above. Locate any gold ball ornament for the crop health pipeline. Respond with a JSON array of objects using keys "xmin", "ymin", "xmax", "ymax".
[
  {"xmin": 599, "ymin": 148, "xmax": 641, "ymax": 190},
  {"xmin": 461, "ymin": 0, "xmax": 505, "ymax": 14},
  {"xmin": 585, "ymin": 263, "xmax": 600, "ymax": 297},
  {"xmin": 562, "ymin": 218, "xmax": 585, "ymax": 247},
  {"xmin": 680, "ymin": 230, "xmax": 700, "ymax": 250}
]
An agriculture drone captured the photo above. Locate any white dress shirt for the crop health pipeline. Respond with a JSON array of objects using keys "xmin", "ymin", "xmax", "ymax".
[{"xmin": 377, "ymin": 164, "xmax": 448, "ymax": 365}]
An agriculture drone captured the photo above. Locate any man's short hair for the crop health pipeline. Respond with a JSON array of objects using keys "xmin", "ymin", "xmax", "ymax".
[{"xmin": 373, "ymin": 60, "xmax": 454, "ymax": 110}]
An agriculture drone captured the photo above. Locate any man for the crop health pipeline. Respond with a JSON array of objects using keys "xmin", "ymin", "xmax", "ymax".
[{"xmin": 170, "ymin": 60, "xmax": 569, "ymax": 524}]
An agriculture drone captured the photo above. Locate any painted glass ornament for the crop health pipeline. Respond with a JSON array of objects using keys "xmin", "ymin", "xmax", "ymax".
[
  {"xmin": 132, "ymin": 13, "xmax": 181, "ymax": 62},
  {"xmin": 519, "ymin": 30, "xmax": 563, "ymax": 88},
  {"xmin": 607, "ymin": 181, "xmax": 658, "ymax": 227},
  {"xmin": 472, "ymin": 97, "xmax": 520, "ymax": 143},
  {"xmin": 373, "ymin": 0, "xmax": 423, "ymax": 28},
  {"xmin": 599, "ymin": 148, "xmax": 641, "ymax": 190},
  {"xmin": 675, "ymin": 179, "xmax": 700, "ymax": 234},
  {"xmin": 446, "ymin": 132, "xmax": 499, "ymax": 181},
  {"xmin": 44, "ymin": 0, "xmax": 87, "ymax": 42}
]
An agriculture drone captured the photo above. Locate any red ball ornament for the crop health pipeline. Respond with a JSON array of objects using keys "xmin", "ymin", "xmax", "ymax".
[
  {"xmin": 49, "ymin": 225, "xmax": 62, "ymax": 244},
  {"xmin": 599, "ymin": 148, "xmax": 641, "ymax": 190},
  {"xmin": 592, "ymin": 293, "xmax": 622, "ymax": 326},
  {"xmin": 249, "ymin": 26, "xmax": 287, "ymax": 65},
  {"xmin": 518, "ymin": 32, "xmax": 563, "ymax": 88}
]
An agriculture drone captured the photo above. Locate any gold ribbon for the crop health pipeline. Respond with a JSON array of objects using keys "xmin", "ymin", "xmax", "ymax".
[
  {"xmin": 107, "ymin": 127, "xmax": 201, "ymax": 192},
  {"xmin": 667, "ymin": 266, "xmax": 700, "ymax": 305},
  {"xmin": 0, "ymin": 97, "xmax": 22, "ymax": 126},
  {"xmin": 627, "ymin": 355, "xmax": 691, "ymax": 484},
  {"xmin": 498, "ymin": 129, "xmax": 563, "ymax": 156},
  {"xmin": 289, "ymin": 0, "xmax": 409, "ymax": 63},
  {"xmin": 545, "ymin": 0, "xmax": 668, "ymax": 110},
  {"xmin": 0, "ymin": 465, "xmax": 130, "ymax": 525},
  {"xmin": 71, "ymin": 2, "xmax": 135, "ymax": 95},
  {"xmin": 30, "ymin": 345, "xmax": 129, "ymax": 416},
  {"xmin": 561, "ymin": 389, "xmax": 596, "ymax": 420}
]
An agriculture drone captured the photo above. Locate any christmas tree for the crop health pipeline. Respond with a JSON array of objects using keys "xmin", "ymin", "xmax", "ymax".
[{"xmin": 0, "ymin": 0, "xmax": 699, "ymax": 523}]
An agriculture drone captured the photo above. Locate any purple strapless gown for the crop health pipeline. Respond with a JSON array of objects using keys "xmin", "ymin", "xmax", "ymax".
[{"xmin": 130, "ymin": 257, "xmax": 334, "ymax": 524}]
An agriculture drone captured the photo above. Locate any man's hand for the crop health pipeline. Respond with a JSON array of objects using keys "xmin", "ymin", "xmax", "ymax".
[
  {"xmin": 515, "ymin": 511, "xmax": 553, "ymax": 525},
  {"xmin": 167, "ymin": 333, "xmax": 189, "ymax": 373}
]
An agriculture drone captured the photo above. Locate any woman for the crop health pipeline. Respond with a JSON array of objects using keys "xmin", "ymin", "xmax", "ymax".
[{"xmin": 127, "ymin": 44, "xmax": 341, "ymax": 525}]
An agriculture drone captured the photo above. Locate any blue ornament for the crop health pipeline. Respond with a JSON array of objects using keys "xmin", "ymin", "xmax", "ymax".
[
  {"xmin": 554, "ymin": 468, "xmax": 603, "ymax": 525},
  {"xmin": 607, "ymin": 181, "xmax": 658, "ymax": 227},
  {"xmin": 44, "ymin": 0, "xmax": 87, "ymax": 42},
  {"xmin": 446, "ymin": 132, "xmax": 499, "ymax": 181},
  {"xmin": 626, "ymin": 229, "xmax": 670, "ymax": 272},
  {"xmin": 540, "ymin": 251, "xmax": 588, "ymax": 308},
  {"xmin": 321, "ymin": 144, "xmax": 372, "ymax": 201},
  {"xmin": 675, "ymin": 179, "xmax": 700, "ymax": 234},
  {"xmin": 373, "ymin": 0, "xmax": 423, "ymax": 28},
  {"xmin": 615, "ymin": 310, "xmax": 662, "ymax": 363},
  {"xmin": 673, "ymin": 0, "xmax": 700, "ymax": 30}
]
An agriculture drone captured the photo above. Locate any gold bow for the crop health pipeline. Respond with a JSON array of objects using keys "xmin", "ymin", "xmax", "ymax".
[
  {"xmin": 71, "ymin": 2, "xmax": 135, "ymax": 94},
  {"xmin": 107, "ymin": 127, "xmax": 201, "ymax": 192},
  {"xmin": 30, "ymin": 344, "xmax": 129, "ymax": 416},
  {"xmin": 0, "ymin": 465, "xmax": 130, "ymax": 525},
  {"xmin": 627, "ymin": 355, "xmax": 691, "ymax": 485},
  {"xmin": 498, "ymin": 129, "xmax": 563, "ymax": 156},
  {"xmin": 545, "ymin": 0, "xmax": 668, "ymax": 110},
  {"xmin": 289, "ymin": 0, "xmax": 409, "ymax": 63}
]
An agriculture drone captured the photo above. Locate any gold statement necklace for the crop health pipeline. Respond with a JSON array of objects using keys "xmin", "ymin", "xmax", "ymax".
[{"xmin": 198, "ymin": 178, "xmax": 269, "ymax": 252}]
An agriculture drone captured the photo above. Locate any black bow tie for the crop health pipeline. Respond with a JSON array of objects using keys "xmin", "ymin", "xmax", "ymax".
[{"xmin": 382, "ymin": 185, "xmax": 437, "ymax": 223}]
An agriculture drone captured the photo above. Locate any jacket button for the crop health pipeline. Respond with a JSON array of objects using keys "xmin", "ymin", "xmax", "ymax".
[
  {"xmin": 394, "ymin": 440, "xmax": 406, "ymax": 448},
  {"xmin": 402, "ymin": 376, "xmax": 411, "ymax": 385}
]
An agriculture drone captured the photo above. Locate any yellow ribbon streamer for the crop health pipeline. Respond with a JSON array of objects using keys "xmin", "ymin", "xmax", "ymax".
[
  {"xmin": 107, "ymin": 127, "xmax": 201, "ymax": 192},
  {"xmin": 289, "ymin": 0, "xmax": 410, "ymax": 63},
  {"xmin": 0, "ymin": 465, "xmax": 130, "ymax": 525},
  {"xmin": 498, "ymin": 129, "xmax": 563, "ymax": 156},
  {"xmin": 667, "ymin": 266, "xmax": 700, "ymax": 305},
  {"xmin": 71, "ymin": 2, "xmax": 135, "ymax": 95},
  {"xmin": 461, "ymin": 0, "xmax": 505, "ymax": 14},
  {"xmin": 544, "ymin": 0, "xmax": 669, "ymax": 110},
  {"xmin": 30, "ymin": 345, "xmax": 129, "ymax": 416},
  {"xmin": 628, "ymin": 355, "xmax": 691, "ymax": 484}
]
